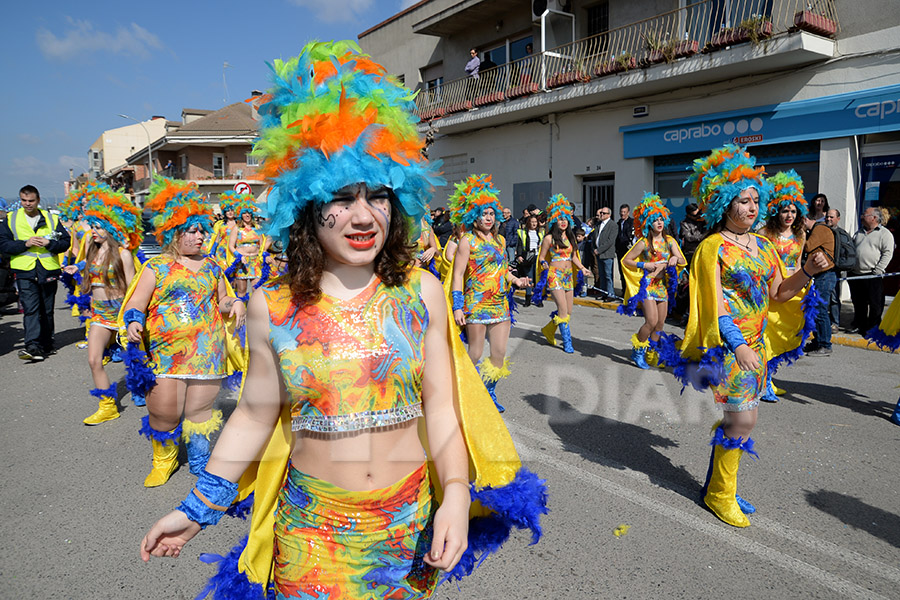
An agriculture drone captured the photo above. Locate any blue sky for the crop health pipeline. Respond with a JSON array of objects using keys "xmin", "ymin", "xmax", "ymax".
[{"xmin": 0, "ymin": 0, "xmax": 416, "ymax": 205}]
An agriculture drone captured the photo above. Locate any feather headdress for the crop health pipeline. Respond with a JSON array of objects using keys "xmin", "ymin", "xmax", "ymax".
[
  {"xmin": 546, "ymin": 194, "xmax": 574, "ymax": 229},
  {"xmin": 447, "ymin": 174, "xmax": 502, "ymax": 228},
  {"xmin": 765, "ymin": 170, "xmax": 807, "ymax": 219},
  {"xmin": 684, "ymin": 144, "xmax": 772, "ymax": 229},
  {"xmin": 145, "ymin": 177, "xmax": 213, "ymax": 246},
  {"xmin": 633, "ymin": 193, "xmax": 671, "ymax": 238},
  {"xmin": 59, "ymin": 184, "xmax": 91, "ymax": 221},
  {"xmin": 217, "ymin": 191, "xmax": 254, "ymax": 217},
  {"xmin": 82, "ymin": 183, "xmax": 143, "ymax": 250},
  {"xmin": 252, "ymin": 39, "xmax": 444, "ymax": 246}
]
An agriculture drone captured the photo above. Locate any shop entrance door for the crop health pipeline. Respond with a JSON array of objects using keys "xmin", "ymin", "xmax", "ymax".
[{"xmin": 583, "ymin": 176, "xmax": 614, "ymax": 223}]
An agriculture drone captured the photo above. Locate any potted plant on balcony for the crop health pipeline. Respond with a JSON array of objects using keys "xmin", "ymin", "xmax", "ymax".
[
  {"xmin": 793, "ymin": 9, "xmax": 837, "ymax": 37},
  {"xmin": 548, "ymin": 61, "xmax": 590, "ymax": 88},
  {"xmin": 739, "ymin": 15, "xmax": 773, "ymax": 46},
  {"xmin": 643, "ymin": 33, "xmax": 668, "ymax": 65},
  {"xmin": 673, "ymin": 39, "xmax": 700, "ymax": 58}
]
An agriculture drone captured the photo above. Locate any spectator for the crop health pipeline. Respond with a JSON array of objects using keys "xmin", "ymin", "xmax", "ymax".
[
  {"xmin": 824, "ymin": 208, "xmax": 848, "ymax": 329},
  {"xmin": 515, "ymin": 214, "xmax": 543, "ymax": 306},
  {"xmin": 164, "ymin": 159, "xmax": 175, "ymax": 177},
  {"xmin": 678, "ymin": 203, "xmax": 706, "ymax": 264},
  {"xmin": 810, "ymin": 193, "xmax": 829, "ymax": 223},
  {"xmin": 432, "ymin": 207, "xmax": 453, "ymax": 248},
  {"xmin": 615, "ymin": 203, "xmax": 633, "ymax": 296},
  {"xmin": 802, "ymin": 212, "xmax": 837, "ymax": 355},
  {"xmin": 501, "ymin": 207, "xmax": 519, "ymax": 263},
  {"xmin": 465, "ymin": 48, "xmax": 480, "ymax": 78},
  {"xmin": 588, "ymin": 206, "xmax": 616, "ymax": 298},
  {"xmin": 0, "ymin": 185, "xmax": 71, "ymax": 361},
  {"xmin": 848, "ymin": 206, "xmax": 895, "ymax": 334}
]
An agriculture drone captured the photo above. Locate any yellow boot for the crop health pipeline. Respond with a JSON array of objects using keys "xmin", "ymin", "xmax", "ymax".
[
  {"xmin": 140, "ymin": 416, "xmax": 181, "ymax": 487},
  {"xmin": 542, "ymin": 314, "xmax": 560, "ymax": 346},
  {"xmin": 704, "ymin": 443, "xmax": 751, "ymax": 528},
  {"xmin": 83, "ymin": 384, "xmax": 120, "ymax": 425}
]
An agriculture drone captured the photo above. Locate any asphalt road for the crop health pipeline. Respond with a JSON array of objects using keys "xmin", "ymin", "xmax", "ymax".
[{"xmin": 1, "ymin": 298, "xmax": 898, "ymax": 600}]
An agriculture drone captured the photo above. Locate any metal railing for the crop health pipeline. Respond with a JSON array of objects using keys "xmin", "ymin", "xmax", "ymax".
[{"xmin": 415, "ymin": 0, "xmax": 838, "ymax": 120}]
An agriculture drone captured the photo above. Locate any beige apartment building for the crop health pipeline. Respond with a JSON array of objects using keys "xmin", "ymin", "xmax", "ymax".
[{"xmin": 359, "ymin": 0, "xmax": 900, "ymax": 290}]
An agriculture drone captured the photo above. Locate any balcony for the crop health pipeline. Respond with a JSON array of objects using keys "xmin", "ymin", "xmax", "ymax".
[{"xmin": 415, "ymin": 0, "xmax": 839, "ymax": 133}]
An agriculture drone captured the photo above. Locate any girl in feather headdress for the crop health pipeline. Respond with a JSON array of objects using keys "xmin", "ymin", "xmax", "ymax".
[
  {"xmin": 207, "ymin": 191, "xmax": 242, "ymax": 266},
  {"xmin": 535, "ymin": 194, "xmax": 591, "ymax": 354},
  {"xmin": 227, "ymin": 197, "xmax": 264, "ymax": 297},
  {"xmin": 673, "ymin": 145, "xmax": 828, "ymax": 529},
  {"xmin": 758, "ymin": 170, "xmax": 813, "ymax": 402},
  {"xmin": 140, "ymin": 41, "xmax": 547, "ymax": 600},
  {"xmin": 449, "ymin": 174, "xmax": 531, "ymax": 412},
  {"xmin": 619, "ymin": 193, "xmax": 686, "ymax": 368},
  {"xmin": 62, "ymin": 183, "xmax": 142, "ymax": 425},
  {"xmin": 123, "ymin": 177, "xmax": 246, "ymax": 488}
]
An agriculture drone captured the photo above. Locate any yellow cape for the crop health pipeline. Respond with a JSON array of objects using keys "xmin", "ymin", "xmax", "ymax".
[
  {"xmin": 681, "ymin": 233, "xmax": 798, "ymax": 362},
  {"xmin": 762, "ymin": 245, "xmax": 811, "ymax": 367},
  {"xmin": 879, "ymin": 294, "xmax": 900, "ymax": 338},
  {"xmin": 115, "ymin": 255, "xmax": 247, "ymax": 377},
  {"xmin": 620, "ymin": 235, "xmax": 687, "ymax": 305},
  {"xmin": 233, "ymin": 267, "xmax": 524, "ymax": 589}
]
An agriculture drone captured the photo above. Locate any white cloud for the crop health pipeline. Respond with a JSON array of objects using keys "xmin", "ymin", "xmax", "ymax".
[
  {"xmin": 12, "ymin": 156, "xmax": 48, "ymax": 177},
  {"xmin": 58, "ymin": 155, "xmax": 89, "ymax": 171},
  {"xmin": 288, "ymin": 0, "xmax": 374, "ymax": 23},
  {"xmin": 17, "ymin": 133, "xmax": 41, "ymax": 145},
  {"xmin": 36, "ymin": 18, "xmax": 164, "ymax": 61}
]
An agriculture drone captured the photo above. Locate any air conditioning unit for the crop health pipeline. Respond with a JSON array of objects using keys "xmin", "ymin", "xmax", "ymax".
[{"xmin": 532, "ymin": 0, "xmax": 563, "ymax": 21}]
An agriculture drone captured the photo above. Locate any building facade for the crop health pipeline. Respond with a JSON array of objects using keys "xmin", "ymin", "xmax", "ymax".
[{"xmin": 359, "ymin": 0, "xmax": 900, "ymax": 290}]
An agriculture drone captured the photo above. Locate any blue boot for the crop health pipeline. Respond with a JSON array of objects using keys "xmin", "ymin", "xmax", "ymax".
[
  {"xmin": 760, "ymin": 372, "xmax": 778, "ymax": 403},
  {"xmin": 478, "ymin": 359, "xmax": 509, "ymax": 414},
  {"xmin": 630, "ymin": 334, "xmax": 650, "ymax": 370},
  {"xmin": 559, "ymin": 318, "xmax": 574, "ymax": 354},
  {"xmin": 890, "ymin": 396, "xmax": 900, "ymax": 426},
  {"xmin": 701, "ymin": 425, "xmax": 756, "ymax": 514},
  {"xmin": 182, "ymin": 410, "xmax": 223, "ymax": 476}
]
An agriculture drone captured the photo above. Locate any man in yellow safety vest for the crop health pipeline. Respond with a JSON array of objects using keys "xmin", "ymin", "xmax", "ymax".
[{"xmin": 0, "ymin": 185, "xmax": 71, "ymax": 361}]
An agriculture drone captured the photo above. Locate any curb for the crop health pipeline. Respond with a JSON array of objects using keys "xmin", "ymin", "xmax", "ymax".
[{"xmin": 515, "ymin": 291, "xmax": 896, "ymax": 354}]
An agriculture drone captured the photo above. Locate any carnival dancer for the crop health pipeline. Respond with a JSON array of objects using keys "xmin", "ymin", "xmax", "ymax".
[
  {"xmin": 227, "ymin": 197, "xmax": 263, "ymax": 297},
  {"xmin": 450, "ymin": 174, "xmax": 530, "ymax": 411},
  {"xmin": 123, "ymin": 177, "xmax": 246, "ymax": 488},
  {"xmin": 139, "ymin": 41, "xmax": 547, "ymax": 599},
  {"xmin": 414, "ymin": 213, "xmax": 441, "ymax": 278},
  {"xmin": 865, "ymin": 295, "xmax": 900, "ymax": 424},
  {"xmin": 438, "ymin": 222, "xmax": 464, "ymax": 281},
  {"xmin": 207, "ymin": 191, "xmax": 241, "ymax": 266},
  {"xmin": 534, "ymin": 195, "xmax": 591, "ymax": 354},
  {"xmin": 759, "ymin": 170, "xmax": 816, "ymax": 402},
  {"xmin": 63, "ymin": 185, "xmax": 142, "ymax": 424},
  {"xmin": 59, "ymin": 185, "xmax": 98, "ymax": 343},
  {"xmin": 667, "ymin": 145, "xmax": 828, "ymax": 528},
  {"xmin": 619, "ymin": 193, "xmax": 686, "ymax": 368}
]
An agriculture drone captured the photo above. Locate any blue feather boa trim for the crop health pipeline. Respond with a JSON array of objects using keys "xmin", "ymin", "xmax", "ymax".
[
  {"xmin": 224, "ymin": 493, "xmax": 254, "ymax": 520},
  {"xmin": 139, "ymin": 414, "xmax": 182, "ymax": 442},
  {"xmin": 223, "ymin": 371, "xmax": 243, "ymax": 392},
  {"xmin": 865, "ymin": 326, "xmax": 900, "ymax": 352},
  {"xmin": 124, "ymin": 343, "xmax": 157, "ymax": 397},
  {"xmin": 425, "ymin": 257, "xmax": 441, "ymax": 280},
  {"xmin": 506, "ymin": 286, "xmax": 518, "ymax": 325},
  {"xmin": 710, "ymin": 426, "xmax": 759, "ymax": 460},
  {"xmin": 196, "ymin": 535, "xmax": 274, "ymax": 600},
  {"xmin": 574, "ymin": 271, "xmax": 585, "ymax": 297},
  {"xmin": 224, "ymin": 255, "xmax": 243, "ymax": 280},
  {"xmin": 442, "ymin": 468, "xmax": 549, "ymax": 583},
  {"xmin": 617, "ymin": 272, "xmax": 649, "ymax": 316},
  {"xmin": 136, "ymin": 249, "xmax": 148, "ymax": 264},
  {"xmin": 656, "ymin": 332, "xmax": 727, "ymax": 392},
  {"xmin": 666, "ymin": 266, "xmax": 678, "ymax": 313},
  {"xmin": 253, "ymin": 253, "xmax": 272, "ymax": 290},
  {"xmin": 531, "ymin": 268, "xmax": 549, "ymax": 303},
  {"xmin": 65, "ymin": 291, "xmax": 92, "ymax": 322},
  {"xmin": 768, "ymin": 280, "xmax": 819, "ymax": 375},
  {"xmin": 89, "ymin": 382, "xmax": 118, "ymax": 399}
]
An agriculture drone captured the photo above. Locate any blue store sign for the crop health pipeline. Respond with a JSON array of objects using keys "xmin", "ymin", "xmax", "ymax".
[{"xmin": 621, "ymin": 83, "xmax": 900, "ymax": 159}]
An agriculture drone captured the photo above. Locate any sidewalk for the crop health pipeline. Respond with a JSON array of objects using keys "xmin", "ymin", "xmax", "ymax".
[{"xmin": 517, "ymin": 290, "xmax": 897, "ymax": 354}]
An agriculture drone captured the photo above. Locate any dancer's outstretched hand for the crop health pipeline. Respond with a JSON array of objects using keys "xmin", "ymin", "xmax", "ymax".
[
  {"xmin": 424, "ymin": 483, "xmax": 470, "ymax": 572},
  {"xmin": 140, "ymin": 510, "xmax": 202, "ymax": 561}
]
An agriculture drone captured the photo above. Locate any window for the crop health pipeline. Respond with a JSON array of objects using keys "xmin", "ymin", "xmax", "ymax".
[
  {"xmin": 246, "ymin": 152, "xmax": 259, "ymax": 167},
  {"xmin": 510, "ymin": 37, "xmax": 534, "ymax": 61},
  {"xmin": 586, "ymin": 2, "xmax": 609, "ymax": 38},
  {"xmin": 425, "ymin": 77, "xmax": 443, "ymax": 103},
  {"xmin": 180, "ymin": 154, "xmax": 187, "ymax": 176},
  {"xmin": 213, "ymin": 153, "xmax": 225, "ymax": 178},
  {"xmin": 482, "ymin": 44, "xmax": 507, "ymax": 70}
]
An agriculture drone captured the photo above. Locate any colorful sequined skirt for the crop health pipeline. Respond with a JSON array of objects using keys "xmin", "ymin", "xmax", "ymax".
[
  {"xmin": 713, "ymin": 339, "xmax": 766, "ymax": 412},
  {"xmin": 547, "ymin": 262, "xmax": 573, "ymax": 291},
  {"xmin": 273, "ymin": 462, "xmax": 438, "ymax": 599},
  {"xmin": 235, "ymin": 251, "xmax": 262, "ymax": 279},
  {"xmin": 91, "ymin": 297, "xmax": 122, "ymax": 330}
]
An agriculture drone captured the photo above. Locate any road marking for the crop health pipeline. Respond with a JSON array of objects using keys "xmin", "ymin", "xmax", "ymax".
[
  {"xmin": 507, "ymin": 421, "xmax": 900, "ymax": 590},
  {"xmin": 590, "ymin": 335, "xmax": 626, "ymax": 346},
  {"xmin": 515, "ymin": 440, "xmax": 890, "ymax": 600}
]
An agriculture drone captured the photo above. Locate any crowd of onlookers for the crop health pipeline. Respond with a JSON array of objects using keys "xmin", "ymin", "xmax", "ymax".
[{"xmin": 427, "ymin": 193, "xmax": 897, "ymax": 341}]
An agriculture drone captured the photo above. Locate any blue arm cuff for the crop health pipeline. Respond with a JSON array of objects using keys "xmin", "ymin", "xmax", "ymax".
[
  {"xmin": 124, "ymin": 308, "xmax": 146, "ymax": 326},
  {"xmin": 451, "ymin": 291, "xmax": 465, "ymax": 311},
  {"xmin": 717, "ymin": 315, "xmax": 748, "ymax": 353},
  {"xmin": 176, "ymin": 470, "xmax": 239, "ymax": 530},
  {"xmin": 75, "ymin": 260, "xmax": 86, "ymax": 271},
  {"xmin": 636, "ymin": 261, "xmax": 645, "ymax": 269}
]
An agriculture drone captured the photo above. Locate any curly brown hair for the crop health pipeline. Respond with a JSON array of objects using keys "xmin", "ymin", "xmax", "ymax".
[{"xmin": 283, "ymin": 196, "xmax": 414, "ymax": 307}]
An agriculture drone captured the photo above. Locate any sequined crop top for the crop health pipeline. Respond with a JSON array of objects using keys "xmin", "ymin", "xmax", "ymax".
[
  {"xmin": 264, "ymin": 270, "xmax": 429, "ymax": 433},
  {"xmin": 549, "ymin": 244, "xmax": 573, "ymax": 262},
  {"xmin": 236, "ymin": 227, "xmax": 261, "ymax": 247},
  {"xmin": 89, "ymin": 261, "xmax": 118, "ymax": 288}
]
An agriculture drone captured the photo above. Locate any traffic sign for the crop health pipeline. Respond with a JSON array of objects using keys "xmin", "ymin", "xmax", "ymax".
[{"xmin": 234, "ymin": 181, "xmax": 252, "ymax": 194}]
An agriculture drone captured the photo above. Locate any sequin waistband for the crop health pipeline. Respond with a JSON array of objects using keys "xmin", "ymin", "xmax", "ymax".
[
  {"xmin": 550, "ymin": 258, "xmax": 572, "ymax": 262},
  {"xmin": 292, "ymin": 402, "xmax": 424, "ymax": 433}
]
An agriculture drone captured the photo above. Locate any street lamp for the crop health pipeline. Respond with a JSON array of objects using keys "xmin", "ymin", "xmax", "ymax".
[{"xmin": 118, "ymin": 113, "xmax": 154, "ymax": 182}]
